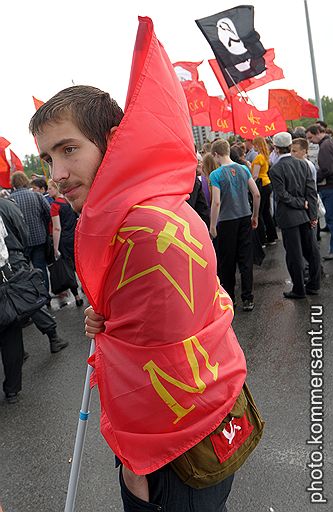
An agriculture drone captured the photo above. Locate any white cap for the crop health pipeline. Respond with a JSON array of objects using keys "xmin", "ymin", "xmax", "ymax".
[{"xmin": 272, "ymin": 132, "xmax": 293, "ymax": 148}]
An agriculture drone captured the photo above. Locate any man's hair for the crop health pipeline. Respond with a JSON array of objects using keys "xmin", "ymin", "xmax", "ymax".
[
  {"xmin": 306, "ymin": 124, "xmax": 325, "ymax": 135},
  {"xmin": 292, "ymin": 138, "xmax": 308, "ymax": 151},
  {"xmin": 316, "ymin": 120, "xmax": 327, "ymax": 129},
  {"xmin": 30, "ymin": 177, "xmax": 47, "ymax": 191},
  {"xmin": 11, "ymin": 171, "xmax": 30, "ymax": 189},
  {"xmin": 211, "ymin": 139, "xmax": 230, "ymax": 157},
  {"xmin": 29, "ymin": 85, "xmax": 124, "ymax": 155},
  {"xmin": 275, "ymin": 147, "xmax": 290, "ymax": 155}
]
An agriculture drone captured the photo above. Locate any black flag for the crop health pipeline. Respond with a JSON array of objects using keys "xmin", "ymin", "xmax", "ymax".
[{"xmin": 196, "ymin": 5, "xmax": 266, "ymax": 87}]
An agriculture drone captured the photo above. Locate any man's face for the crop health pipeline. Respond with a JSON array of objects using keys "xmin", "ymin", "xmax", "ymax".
[
  {"xmin": 291, "ymin": 144, "xmax": 307, "ymax": 160},
  {"xmin": 306, "ymin": 131, "xmax": 322, "ymax": 144},
  {"xmin": 37, "ymin": 117, "xmax": 104, "ymax": 212},
  {"xmin": 31, "ymin": 185, "xmax": 45, "ymax": 194}
]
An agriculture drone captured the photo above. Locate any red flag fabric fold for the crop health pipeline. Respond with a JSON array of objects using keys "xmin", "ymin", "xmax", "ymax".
[
  {"xmin": 75, "ymin": 16, "xmax": 246, "ymax": 475},
  {"xmin": 32, "ymin": 96, "xmax": 44, "ymax": 111},
  {"xmin": 231, "ymin": 96, "xmax": 287, "ymax": 138},
  {"xmin": 268, "ymin": 89, "xmax": 319, "ymax": 120},
  {"xmin": 0, "ymin": 137, "xmax": 10, "ymax": 154},
  {"xmin": 0, "ymin": 151, "xmax": 11, "ymax": 188},
  {"xmin": 10, "ymin": 149, "xmax": 24, "ymax": 172},
  {"xmin": 209, "ymin": 97, "xmax": 234, "ymax": 133},
  {"xmin": 182, "ymin": 80, "xmax": 210, "ymax": 118}
]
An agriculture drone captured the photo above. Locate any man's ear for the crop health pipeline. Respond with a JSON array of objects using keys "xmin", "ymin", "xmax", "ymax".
[{"xmin": 107, "ymin": 126, "xmax": 118, "ymax": 144}]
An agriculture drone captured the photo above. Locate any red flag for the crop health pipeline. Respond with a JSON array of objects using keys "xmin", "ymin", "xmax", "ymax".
[
  {"xmin": 10, "ymin": 149, "xmax": 24, "ymax": 172},
  {"xmin": 173, "ymin": 61, "xmax": 203, "ymax": 82},
  {"xmin": 268, "ymin": 89, "xmax": 301, "ymax": 120},
  {"xmin": 209, "ymin": 97, "xmax": 234, "ymax": 133},
  {"xmin": 0, "ymin": 136, "xmax": 10, "ymax": 154},
  {"xmin": 231, "ymin": 96, "xmax": 287, "ymax": 139},
  {"xmin": 208, "ymin": 59, "xmax": 233, "ymax": 102},
  {"xmin": 233, "ymin": 49, "xmax": 284, "ymax": 93},
  {"xmin": 182, "ymin": 80, "xmax": 210, "ymax": 118},
  {"xmin": 75, "ymin": 16, "xmax": 246, "ymax": 475},
  {"xmin": 0, "ymin": 151, "xmax": 11, "ymax": 188},
  {"xmin": 191, "ymin": 111, "xmax": 211, "ymax": 126},
  {"xmin": 33, "ymin": 96, "xmax": 44, "ymax": 110},
  {"xmin": 298, "ymin": 96, "xmax": 319, "ymax": 118}
]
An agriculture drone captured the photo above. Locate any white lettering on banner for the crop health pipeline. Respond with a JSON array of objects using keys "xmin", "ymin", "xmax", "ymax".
[{"xmin": 222, "ymin": 417, "xmax": 242, "ymax": 445}]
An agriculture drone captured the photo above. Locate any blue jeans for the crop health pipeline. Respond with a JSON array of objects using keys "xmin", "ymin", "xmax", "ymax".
[
  {"xmin": 319, "ymin": 188, "xmax": 333, "ymax": 253},
  {"xmin": 119, "ymin": 465, "xmax": 234, "ymax": 512}
]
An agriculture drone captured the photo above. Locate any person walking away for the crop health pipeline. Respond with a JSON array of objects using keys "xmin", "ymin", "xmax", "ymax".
[
  {"xmin": 209, "ymin": 139, "xmax": 260, "ymax": 311},
  {"xmin": 270, "ymin": 132, "xmax": 320, "ymax": 298},
  {"xmin": 251, "ymin": 136, "xmax": 278, "ymax": 247},
  {"xmin": 10, "ymin": 171, "xmax": 51, "ymax": 289}
]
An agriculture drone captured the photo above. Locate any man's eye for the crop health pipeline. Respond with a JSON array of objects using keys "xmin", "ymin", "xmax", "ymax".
[{"xmin": 65, "ymin": 146, "xmax": 76, "ymax": 155}]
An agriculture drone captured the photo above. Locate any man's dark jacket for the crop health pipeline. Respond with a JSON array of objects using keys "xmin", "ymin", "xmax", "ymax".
[
  {"xmin": 0, "ymin": 198, "xmax": 29, "ymax": 252},
  {"xmin": 269, "ymin": 156, "xmax": 317, "ymax": 229},
  {"xmin": 317, "ymin": 135, "xmax": 333, "ymax": 189}
]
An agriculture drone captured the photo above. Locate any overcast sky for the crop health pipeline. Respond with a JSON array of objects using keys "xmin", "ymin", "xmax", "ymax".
[{"xmin": 1, "ymin": 0, "xmax": 331, "ymax": 159}]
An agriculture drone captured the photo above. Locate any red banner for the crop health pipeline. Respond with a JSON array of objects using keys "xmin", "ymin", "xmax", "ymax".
[
  {"xmin": 0, "ymin": 136, "xmax": 10, "ymax": 154},
  {"xmin": 209, "ymin": 97, "xmax": 234, "ymax": 133},
  {"xmin": 0, "ymin": 151, "xmax": 11, "ymax": 188},
  {"xmin": 234, "ymin": 49, "xmax": 284, "ymax": 94},
  {"xmin": 75, "ymin": 17, "xmax": 246, "ymax": 475},
  {"xmin": 298, "ymin": 96, "xmax": 319, "ymax": 119},
  {"xmin": 191, "ymin": 111, "xmax": 211, "ymax": 127},
  {"xmin": 32, "ymin": 96, "xmax": 44, "ymax": 110},
  {"xmin": 231, "ymin": 97, "xmax": 287, "ymax": 139},
  {"xmin": 269, "ymin": 89, "xmax": 319, "ymax": 120},
  {"xmin": 182, "ymin": 80, "xmax": 210, "ymax": 118},
  {"xmin": 10, "ymin": 149, "xmax": 24, "ymax": 172}
]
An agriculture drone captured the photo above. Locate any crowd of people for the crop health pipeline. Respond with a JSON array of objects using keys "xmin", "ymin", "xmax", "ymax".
[
  {"xmin": 0, "ymin": 81, "xmax": 331, "ymax": 511},
  {"xmin": 0, "ymin": 172, "xmax": 84, "ymax": 404}
]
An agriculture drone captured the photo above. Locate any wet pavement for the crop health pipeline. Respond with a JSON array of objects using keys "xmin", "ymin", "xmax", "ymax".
[{"xmin": 1, "ymin": 233, "xmax": 332, "ymax": 512}]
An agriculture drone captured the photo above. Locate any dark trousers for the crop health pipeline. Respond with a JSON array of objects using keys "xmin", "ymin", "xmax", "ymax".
[
  {"xmin": 281, "ymin": 222, "xmax": 321, "ymax": 295},
  {"xmin": 119, "ymin": 464, "xmax": 234, "ymax": 512},
  {"xmin": 27, "ymin": 243, "xmax": 49, "ymax": 291},
  {"xmin": 9, "ymin": 251, "xmax": 56, "ymax": 335},
  {"xmin": 258, "ymin": 184, "xmax": 278, "ymax": 244},
  {"xmin": 0, "ymin": 321, "xmax": 23, "ymax": 395},
  {"xmin": 216, "ymin": 215, "xmax": 253, "ymax": 302}
]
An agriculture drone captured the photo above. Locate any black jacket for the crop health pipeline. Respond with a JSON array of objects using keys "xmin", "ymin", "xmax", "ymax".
[
  {"xmin": 0, "ymin": 198, "xmax": 29, "ymax": 252},
  {"xmin": 187, "ymin": 177, "xmax": 210, "ymax": 228},
  {"xmin": 317, "ymin": 135, "xmax": 333, "ymax": 189},
  {"xmin": 269, "ymin": 156, "xmax": 317, "ymax": 229}
]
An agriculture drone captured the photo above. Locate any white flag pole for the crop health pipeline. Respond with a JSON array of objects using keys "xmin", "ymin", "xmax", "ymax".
[{"xmin": 304, "ymin": 0, "xmax": 323, "ymax": 120}]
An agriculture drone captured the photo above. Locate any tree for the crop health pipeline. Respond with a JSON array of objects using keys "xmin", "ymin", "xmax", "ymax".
[{"xmin": 23, "ymin": 154, "xmax": 49, "ymax": 179}]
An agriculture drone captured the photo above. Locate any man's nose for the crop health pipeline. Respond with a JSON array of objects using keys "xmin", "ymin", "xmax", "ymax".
[{"xmin": 51, "ymin": 160, "xmax": 70, "ymax": 183}]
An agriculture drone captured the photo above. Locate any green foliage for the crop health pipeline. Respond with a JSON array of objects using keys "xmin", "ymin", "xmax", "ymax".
[{"xmin": 22, "ymin": 154, "xmax": 49, "ymax": 179}]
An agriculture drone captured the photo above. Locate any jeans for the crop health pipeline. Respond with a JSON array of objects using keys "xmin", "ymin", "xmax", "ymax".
[
  {"xmin": 319, "ymin": 188, "xmax": 333, "ymax": 253},
  {"xmin": 119, "ymin": 465, "xmax": 234, "ymax": 512}
]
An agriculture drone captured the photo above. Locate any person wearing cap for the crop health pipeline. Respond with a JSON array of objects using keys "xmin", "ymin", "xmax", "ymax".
[{"xmin": 269, "ymin": 132, "xmax": 321, "ymax": 298}]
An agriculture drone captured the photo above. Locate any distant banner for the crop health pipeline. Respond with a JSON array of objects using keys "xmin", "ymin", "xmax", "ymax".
[
  {"xmin": 231, "ymin": 97, "xmax": 286, "ymax": 139},
  {"xmin": 209, "ymin": 97, "xmax": 234, "ymax": 133},
  {"xmin": 269, "ymin": 89, "xmax": 319, "ymax": 120},
  {"xmin": 196, "ymin": 6, "xmax": 266, "ymax": 87}
]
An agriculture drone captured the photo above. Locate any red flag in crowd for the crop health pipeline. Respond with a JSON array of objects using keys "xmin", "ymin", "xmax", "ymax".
[
  {"xmin": 33, "ymin": 96, "xmax": 44, "ymax": 110},
  {"xmin": 182, "ymin": 80, "xmax": 210, "ymax": 118},
  {"xmin": 75, "ymin": 16, "xmax": 246, "ymax": 475},
  {"xmin": 10, "ymin": 149, "xmax": 24, "ymax": 172},
  {"xmin": 268, "ymin": 89, "xmax": 319, "ymax": 120},
  {"xmin": 231, "ymin": 96, "xmax": 287, "ymax": 138},
  {"xmin": 173, "ymin": 61, "xmax": 203, "ymax": 82},
  {"xmin": 0, "ymin": 151, "xmax": 11, "ymax": 188},
  {"xmin": 233, "ymin": 49, "xmax": 284, "ymax": 94},
  {"xmin": 191, "ymin": 111, "xmax": 211, "ymax": 127},
  {"xmin": 209, "ymin": 96, "xmax": 234, "ymax": 133},
  {"xmin": 0, "ymin": 137, "xmax": 10, "ymax": 154}
]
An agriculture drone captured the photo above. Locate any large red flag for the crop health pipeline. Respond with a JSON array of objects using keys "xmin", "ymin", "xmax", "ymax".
[
  {"xmin": 209, "ymin": 96, "xmax": 234, "ymax": 133},
  {"xmin": 231, "ymin": 96, "xmax": 287, "ymax": 139},
  {"xmin": 298, "ymin": 96, "xmax": 319, "ymax": 118},
  {"xmin": 173, "ymin": 61, "xmax": 203, "ymax": 82},
  {"xmin": 191, "ymin": 111, "xmax": 211, "ymax": 127},
  {"xmin": 75, "ymin": 17, "xmax": 246, "ymax": 474},
  {"xmin": 10, "ymin": 149, "xmax": 24, "ymax": 172},
  {"xmin": 0, "ymin": 137, "xmax": 10, "ymax": 154},
  {"xmin": 0, "ymin": 151, "xmax": 11, "ymax": 188}
]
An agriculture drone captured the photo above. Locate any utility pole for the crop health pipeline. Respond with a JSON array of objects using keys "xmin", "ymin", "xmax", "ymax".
[{"xmin": 304, "ymin": 0, "xmax": 323, "ymax": 120}]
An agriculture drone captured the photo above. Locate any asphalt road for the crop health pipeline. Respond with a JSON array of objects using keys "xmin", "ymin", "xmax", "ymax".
[{"xmin": 1, "ymin": 233, "xmax": 332, "ymax": 512}]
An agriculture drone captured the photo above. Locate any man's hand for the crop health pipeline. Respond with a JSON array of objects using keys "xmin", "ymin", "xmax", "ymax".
[
  {"xmin": 305, "ymin": 200, "xmax": 309, "ymax": 210},
  {"xmin": 210, "ymin": 225, "xmax": 217, "ymax": 239},
  {"xmin": 310, "ymin": 219, "xmax": 318, "ymax": 229},
  {"xmin": 54, "ymin": 249, "xmax": 61, "ymax": 260},
  {"xmin": 84, "ymin": 306, "xmax": 105, "ymax": 338},
  {"xmin": 251, "ymin": 215, "xmax": 258, "ymax": 229},
  {"xmin": 122, "ymin": 466, "xmax": 149, "ymax": 502}
]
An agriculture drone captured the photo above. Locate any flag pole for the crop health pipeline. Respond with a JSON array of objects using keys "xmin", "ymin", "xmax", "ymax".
[
  {"xmin": 64, "ymin": 340, "xmax": 95, "ymax": 512},
  {"xmin": 304, "ymin": 0, "xmax": 323, "ymax": 120}
]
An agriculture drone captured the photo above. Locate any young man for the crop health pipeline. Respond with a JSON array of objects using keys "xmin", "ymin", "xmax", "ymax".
[
  {"xmin": 306, "ymin": 124, "xmax": 333, "ymax": 259},
  {"xmin": 209, "ymin": 139, "xmax": 260, "ymax": 311},
  {"xmin": 291, "ymin": 138, "xmax": 317, "ymax": 184},
  {"xmin": 270, "ymin": 132, "xmax": 320, "ymax": 298}
]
